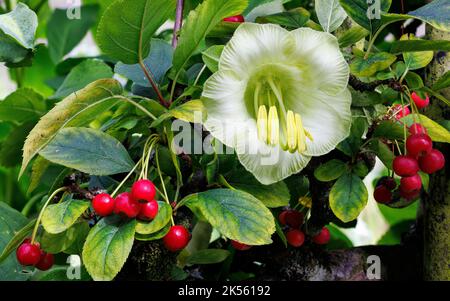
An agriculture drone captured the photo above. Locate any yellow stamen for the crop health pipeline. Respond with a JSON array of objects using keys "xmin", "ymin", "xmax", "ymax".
[
  {"xmin": 305, "ymin": 129, "xmax": 314, "ymax": 142},
  {"xmin": 286, "ymin": 110, "xmax": 297, "ymax": 152},
  {"xmin": 257, "ymin": 105, "xmax": 268, "ymax": 143},
  {"xmin": 295, "ymin": 113, "xmax": 307, "ymax": 153},
  {"xmin": 268, "ymin": 106, "xmax": 279, "ymax": 146}
]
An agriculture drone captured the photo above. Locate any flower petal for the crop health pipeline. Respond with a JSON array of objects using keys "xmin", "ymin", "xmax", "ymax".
[
  {"xmin": 219, "ymin": 23, "xmax": 291, "ymax": 79},
  {"xmin": 289, "ymin": 28, "xmax": 349, "ymax": 95}
]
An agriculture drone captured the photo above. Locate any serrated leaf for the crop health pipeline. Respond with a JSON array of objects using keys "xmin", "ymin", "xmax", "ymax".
[
  {"xmin": 82, "ymin": 216, "xmax": 136, "ymax": 281},
  {"xmin": 315, "ymin": 0, "xmax": 347, "ymax": 32},
  {"xmin": 180, "ymin": 189, "xmax": 275, "ymax": 245},
  {"xmin": 97, "ymin": 0, "xmax": 176, "ymax": 64},
  {"xmin": 47, "ymin": 5, "xmax": 99, "ymax": 63},
  {"xmin": 314, "ymin": 159, "xmax": 347, "ymax": 182},
  {"xmin": 135, "ymin": 201, "xmax": 172, "ymax": 235},
  {"xmin": 350, "ymin": 52, "xmax": 397, "ymax": 77},
  {"xmin": 401, "ymin": 114, "xmax": 450, "ymax": 143},
  {"xmin": 40, "ymin": 127, "xmax": 134, "ymax": 176},
  {"xmin": 172, "ymin": 0, "xmax": 248, "ymax": 77},
  {"xmin": 202, "ymin": 45, "xmax": 224, "ymax": 73},
  {"xmin": 0, "ymin": 3, "xmax": 37, "ymax": 49},
  {"xmin": 185, "ymin": 249, "xmax": 230, "ymax": 265},
  {"xmin": 41, "ymin": 222, "xmax": 90, "ymax": 254},
  {"xmin": 227, "ymin": 169, "xmax": 290, "ymax": 208},
  {"xmin": 51, "ymin": 59, "xmax": 113, "ymax": 100},
  {"xmin": 373, "ymin": 120, "xmax": 404, "ymax": 140},
  {"xmin": 330, "ymin": 173, "xmax": 368, "ymax": 223},
  {"xmin": 0, "ymin": 88, "xmax": 45, "ymax": 122},
  {"xmin": 20, "ymin": 79, "xmax": 123, "ymax": 176},
  {"xmin": 42, "ymin": 196, "xmax": 90, "ymax": 234}
]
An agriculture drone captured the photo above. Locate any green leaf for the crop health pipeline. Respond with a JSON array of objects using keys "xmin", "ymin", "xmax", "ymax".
[
  {"xmin": 0, "ymin": 3, "xmax": 37, "ymax": 49},
  {"xmin": 115, "ymin": 39, "xmax": 173, "ymax": 87},
  {"xmin": 408, "ymin": 0, "xmax": 450, "ymax": 32},
  {"xmin": 20, "ymin": 79, "xmax": 123, "ymax": 176},
  {"xmin": 373, "ymin": 120, "xmax": 404, "ymax": 140},
  {"xmin": 339, "ymin": 0, "xmax": 391, "ymax": 33},
  {"xmin": 226, "ymin": 169, "xmax": 290, "ymax": 208},
  {"xmin": 185, "ymin": 249, "xmax": 230, "ymax": 265},
  {"xmin": 255, "ymin": 7, "xmax": 310, "ymax": 29},
  {"xmin": 315, "ymin": 0, "xmax": 347, "ymax": 32},
  {"xmin": 40, "ymin": 127, "xmax": 134, "ymax": 176},
  {"xmin": 368, "ymin": 139, "xmax": 395, "ymax": 169},
  {"xmin": 135, "ymin": 223, "xmax": 170, "ymax": 241},
  {"xmin": 350, "ymin": 52, "xmax": 397, "ymax": 77},
  {"xmin": 390, "ymin": 39, "xmax": 450, "ymax": 54},
  {"xmin": 42, "ymin": 196, "xmax": 90, "ymax": 234},
  {"xmin": 432, "ymin": 70, "xmax": 450, "ymax": 91},
  {"xmin": 314, "ymin": 159, "xmax": 347, "ymax": 182},
  {"xmin": 82, "ymin": 216, "xmax": 136, "ymax": 281},
  {"xmin": 330, "ymin": 173, "xmax": 368, "ymax": 223},
  {"xmin": 405, "ymin": 72, "xmax": 424, "ymax": 90},
  {"xmin": 350, "ymin": 89, "xmax": 384, "ymax": 107},
  {"xmin": 202, "ymin": 45, "xmax": 224, "ymax": 73},
  {"xmin": 401, "ymin": 114, "xmax": 450, "ymax": 143},
  {"xmin": 51, "ymin": 59, "xmax": 113, "ymax": 100},
  {"xmin": 151, "ymin": 99, "xmax": 205, "ymax": 127},
  {"xmin": 135, "ymin": 201, "xmax": 173, "ymax": 235},
  {"xmin": 0, "ymin": 88, "xmax": 45, "ymax": 122},
  {"xmin": 180, "ymin": 189, "xmax": 275, "ymax": 245},
  {"xmin": 97, "ymin": 0, "xmax": 176, "ymax": 64},
  {"xmin": 41, "ymin": 222, "xmax": 90, "ymax": 254},
  {"xmin": 244, "ymin": 0, "xmax": 276, "ymax": 15},
  {"xmin": 337, "ymin": 117, "xmax": 366, "ymax": 156},
  {"xmin": 338, "ymin": 25, "xmax": 370, "ymax": 48},
  {"xmin": 401, "ymin": 34, "xmax": 433, "ymax": 70},
  {"xmin": 0, "ymin": 202, "xmax": 31, "ymax": 280},
  {"xmin": 172, "ymin": 0, "xmax": 248, "ymax": 77},
  {"xmin": 31, "ymin": 265, "xmax": 91, "ymax": 281},
  {"xmin": 0, "ymin": 121, "xmax": 36, "ymax": 167}
]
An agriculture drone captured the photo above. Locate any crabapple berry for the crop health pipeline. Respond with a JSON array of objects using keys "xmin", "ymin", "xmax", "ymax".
[
  {"xmin": 223, "ymin": 15, "xmax": 244, "ymax": 23},
  {"xmin": 374, "ymin": 185, "xmax": 392, "ymax": 204},
  {"xmin": 400, "ymin": 189, "xmax": 420, "ymax": 200},
  {"xmin": 393, "ymin": 155, "xmax": 419, "ymax": 177},
  {"xmin": 114, "ymin": 192, "xmax": 141, "ymax": 218},
  {"xmin": 92, "ymin": 193, "xmax": 115, "ymax": 217},
  {"xmin": 231, "ymin": 240, "xmax": 251, "ymax": 251},
  {"xmin": 163, "ymin": 225, "xmax": 190, "ymax": 252},
  {"xmin": 286, "ymin": 229, "xmax": 305, "ymax": 247},
  {"xmin": 406, "ymin": 134, "xmax": 432, "ymax": 157},
  {"xmin": 138, "ymin": 200, "xmax": 159, "ymax": 221},
  {"xmin": 393, "ymin": 105, "xmax": 410, "ymax": 119},
  {"xmin": 312, "ymin": 227, "xmax": 331, "ymax": 245},
  {"xmin": 131, "ymin": 179, "xmax": 156, "ymax": 202},
  {"xmin": 35, "ymin": 252, "xmax": 54, "ymax": 271},
  {"xmin": 419, "ymin": 149, "xmax": 445, "ymax": 174},
  {"xmin": 409, "ymin": 123, "xmax": 427, "ymax": 135},
  {"xmin": 411, "ymin": 92, "xmax": 430, "ymax": 109},
  {"xmin": 376, "ymin": 176, "xmax": 397, "ymax": 191},
  {"xmin": 16, "ymin": 242, "xmax": 41, "ymax": 266},
  {"xmin": 282, "ymin": 210, "xmax": 304, "ymax": 229},
  {"xmin": 400, "ymin": 174, "xmax": 422, "ymax": 192}
]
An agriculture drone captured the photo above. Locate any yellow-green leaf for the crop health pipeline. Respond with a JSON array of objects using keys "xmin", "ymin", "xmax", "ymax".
[{"xmin": 401, "ymin": 114, "xmax": 450, "ymax": 143}]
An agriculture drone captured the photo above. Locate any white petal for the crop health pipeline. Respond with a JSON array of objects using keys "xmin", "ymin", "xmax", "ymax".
[
  {"xmin": 289, "ymin": 88, "xmax": 352, "ymax": 156},
  {"xmin": 219, "ymin": 23, "xmax": 291, "ymax": 79},
  {"xmin": 288, "ymin": 28, "xmax": 349, "ymax": 95}
]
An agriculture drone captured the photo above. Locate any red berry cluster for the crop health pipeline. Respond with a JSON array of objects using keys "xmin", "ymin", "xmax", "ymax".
[
  {"xmin": 16, "ymin": 239, "xmax": 54, "ymax": 271},
  {"xmin": 392, "ymin": 92, "xmax": 430, "ymax": 120}
]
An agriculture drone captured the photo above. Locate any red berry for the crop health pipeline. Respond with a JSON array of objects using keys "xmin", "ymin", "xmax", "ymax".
[
  {"xmin": 283, "ymin": 210, "xmax": 304, "ymax": 229},
  {"xmin": 138, "ymin": 200, "xmax": 159, "ymax": 221},
  {"xmin": 400, "ymin": 189, "xmax": 420, "ymax": 200},
  {"xmin": 163, "ymin": 226, "xmax": 190, "ymax": 252},
  {"xmin": 419, "ymin": 149, "xmax": 445, "ymax": 174},
  {"xmin": 92, "ymin": 193, "xmax": 115, "ymax": 217},
  {"xmin": 16, "ymin": 243, "xmax": 41, "ymax": 266},
  {"xmin": 286, "ymin": 229, "xmax": 305, "ymax": 247},
  {"xmin": 278, "ymin": 210, "xmax": 288, "ymax": 225},
  {"xmin": 406, "ymin": 134, "xmax": 433, "ymax": 157},
  {"xmin": 231, "ymin": 240, "xmax": 251, "ymax": 251},
  {"xmin": 400, "ymin": 174, "xmax": 422, "ymax": 192},
  {"xmin": 393, "ymin": 155, "xmax": 419, "ymax": 177},
  {"xmin": 374, "ymin": 185, "xmax": 392, "ymax": 204},
  {"xmin": 393, "ymin": 105, "xmax": 410, "ymax": 119},
  {"xmin": 131, "ymin": 179, "xmax": 156, "ymax": 203},
  {"xmin": 223, "ymin": 15, "xmax": 245, "ymax": 23},
  {"xmin": 114, "ymin": 192, "xmax": 141, "ymax": 218},
  {"xmin": 409, "ymin": 123, "xmax": 427, "ymax": 135},
  {"xmin": 376, "ymin": 176, "xmax": 397, "ymax": 191},
  {"xmin": 35, "ymin": 252, "xmax": 54, "ymax": 271},
  {"xmin": 312, "ymin": 227, "xmax": 331, "ymax": 245},
  {"xmin": 411, "ymin": 92, "xmax": 430, "ymax": 109}
]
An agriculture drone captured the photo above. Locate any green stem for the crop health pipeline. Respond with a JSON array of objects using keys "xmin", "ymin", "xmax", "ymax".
[
  {"xmin": 365, "ymin": 24, "xmax": 389, "ymax": 59},
  {"xmin": 155, "ymin": 147, "xmax": 175, "ymax": 226},
  {"xmin": 30, "ymin": 187, "xmax": 66, "ymax": 244},
  {"xmin": 400, "ymin": 93, "xmax": 407, "ymax": 154},
  {"xmin": 218, "ymin": 175, "xmax": 235, "ymax": 190},
  {"xmin": 21, "ymin": 192, "xmax": 46, "ymax": 217},
  {"xmin": 111, "ymin": 160, "xmax": 141, "ymax": 198},
  {"xmin": 193, "ymin": 64, "xmax": 207, "ymax": 87},
  {"xmin": 117, "ymin": 96, "xmax": 157, "ymax": 120}
]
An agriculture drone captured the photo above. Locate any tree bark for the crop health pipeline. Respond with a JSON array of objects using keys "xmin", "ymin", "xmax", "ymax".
[{"xmin": 423, "ymin": 28, "xmax": 450, "ymax": 281}]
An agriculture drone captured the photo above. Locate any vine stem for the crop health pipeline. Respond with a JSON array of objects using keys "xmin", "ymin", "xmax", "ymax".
[
  {"xmin": 30, "ymin": 187, "xmax": 67, "ymax": 244},
  {"xmin": 172, "ymin": 0, "xmax": 185, "ymax": 48},
  {"xmin": 155, "ymin": 146, "xmax": 175, "ymax": 226}
]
